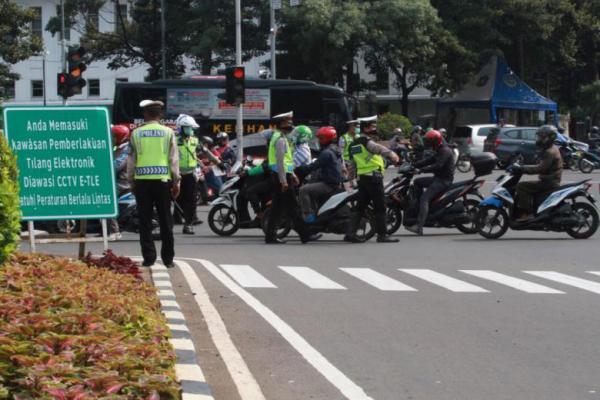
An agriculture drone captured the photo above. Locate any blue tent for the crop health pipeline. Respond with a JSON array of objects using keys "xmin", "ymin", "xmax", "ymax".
[{"xmin": 437, "ymin": 56, "xmax": 558, "ymax": 124}]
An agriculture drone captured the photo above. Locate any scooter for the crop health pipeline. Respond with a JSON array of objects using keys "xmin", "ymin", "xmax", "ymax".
[
  {"xmin": 477, "ymin": 164, "xmax": 599, "ymax": 239},
  {"xmin": 394, "ymin": 152, "xmax": 497, "ymax": 234},
  {"xmin": 578, "ymin": 150, "xmax": 600, "ymax": 174}
]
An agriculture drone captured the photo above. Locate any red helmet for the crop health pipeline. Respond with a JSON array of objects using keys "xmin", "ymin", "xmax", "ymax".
[
  {"xmin": 316, "ymin": 126, "xmax": 337, "ymax": 146},
  {"xmin": 111, "ymin": 124, "xmax": 131, "ymax": 145},
  {"xmin": 423, "ymin": 130, "xmax": 443, "ymax": 149}
]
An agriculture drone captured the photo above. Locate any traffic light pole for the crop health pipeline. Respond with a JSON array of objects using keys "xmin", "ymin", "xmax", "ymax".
[
  {"xmin": 235, "ymin": 0, "xmax": 243, "ymax": 162},
  {"xmin": 60, "ymin": 0, "xmax": 67, "ymax": 105},
  {"xmin": 270, "ymin": 0, "xmax": 276, "ymax": 79}
]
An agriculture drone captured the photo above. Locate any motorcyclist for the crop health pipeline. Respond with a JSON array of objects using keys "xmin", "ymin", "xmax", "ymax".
[
  {"xmin": 107, "ymin": 124, "xmax": 131, "ymax": 239},
  {"xmin": 292, "ymin": 125, "xmax": 313, "ymax": 167},
  {"xmin": 405, "ymin": 130, "xmax": 455, "ymax": 236},
  {"xmin": 214, "ymin": 131, "xmax": 237, "ymax": 177},
  {"xmin": 345, "ymin": 116, "xmax": 400, "ymax": 243},
  {"xmin": 513, "ymin": 125, "xmax": 563, "ymax": 221},
  {"xmin": 297, "ymin": 126, "xmax": 345, "ymax": 223},
  {"xmin": 410, "ymin": 125, "xmax": 425, "ymax": 159},
  {"xmin": 175, "ymin": 114, "xmax": 201, "ymax": 234},
  {"xmin": 198, "ymin": 136, "xmax": 224, "ymax": 197}
]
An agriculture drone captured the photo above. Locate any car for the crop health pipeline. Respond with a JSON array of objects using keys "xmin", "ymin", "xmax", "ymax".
[
  {"xmin": 483, "ymin": 126, "xmax": 540, "ymax": 166},
  {"xmin": 453, "ymin": 124, "xmax": 514, "ymax": 152}
]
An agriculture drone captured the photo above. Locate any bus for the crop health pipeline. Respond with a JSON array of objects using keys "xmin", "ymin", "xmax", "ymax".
[{"xmin": 112, "ymin": 77, "xmax": 357, "ymax": 155}]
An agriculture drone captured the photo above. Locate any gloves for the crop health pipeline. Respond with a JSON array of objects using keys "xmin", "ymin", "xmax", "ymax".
[{"xmin": 508, "ymin": 164, "xmax": 522, "ymax": 174}]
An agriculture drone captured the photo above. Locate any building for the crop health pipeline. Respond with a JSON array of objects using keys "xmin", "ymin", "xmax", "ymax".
[{"xmin": 5, "ymin": 0, "xmax": 146, "ymax": 106}]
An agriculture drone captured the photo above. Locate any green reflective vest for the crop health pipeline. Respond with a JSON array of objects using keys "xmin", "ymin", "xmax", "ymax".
[
  {"xmin": 342, "ymin": 133, "xmax": 355, "ymax": 161},
  {"xmin": 268, "ymin": 130, "xmax": 294, "ymax": 173},
  {"xmin": 132, "ymin": 122, "xmax": 173, "ymax": 181},
  {"xmin": 178, "ymin": 136, "xmax": 199, "ymax": 172},
  {"xmin": 350, "ymin": 142, "xmax": 385, "ymax": 176}
]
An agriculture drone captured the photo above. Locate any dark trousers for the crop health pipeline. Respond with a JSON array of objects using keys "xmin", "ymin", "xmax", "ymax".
[
  {"xmin": 265, "ymin": 174, "xmax": 308, "ymax": 242},
  {"xmin": 349, "ymin": 174, "xmax": 387, "ymax": 238},
  {"xmin": 134, "ymin": 180, "xmax": 174, "ymax": 265},
  {"xmin": 179, "ymin": 173, "xmax": 197, "ymax": 225},
  {"xmin": 516, "ymin": 180, "xmax": 557, "ymax": 213},
  {"xmin": 414, "ymin": 177, "xmax": 450, "ymax": 227},
  {"xmin": 239, "ymin": 177, "xmax": 271, "ymax": 221}
]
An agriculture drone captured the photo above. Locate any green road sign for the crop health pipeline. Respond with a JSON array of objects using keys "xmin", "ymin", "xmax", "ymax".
[{"xmin": 2, "ymin": 107, "xmax": 117, "ymax": 221}]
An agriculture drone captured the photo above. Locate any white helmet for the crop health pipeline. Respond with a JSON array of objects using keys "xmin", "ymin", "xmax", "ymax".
[
  {"xmin": 176, "ymin": 114, "xmax": 199, "ymax": 128},
  {"xmin": 216, "ymin": 132, "xmax": 229, "ymax": 140}
]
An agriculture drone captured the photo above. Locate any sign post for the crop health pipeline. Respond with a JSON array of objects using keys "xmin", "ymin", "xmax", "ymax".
[{"xmin": 2, "ymin": 106, "xmax": 117, "ymax": 252}]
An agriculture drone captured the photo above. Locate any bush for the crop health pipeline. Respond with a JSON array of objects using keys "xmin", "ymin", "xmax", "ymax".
[
  {"xmin": 82, "ymin": 250, "xmax": 142, "ymax": 281},
  {"xmin": 376, "ymin": 113, "xmax": 413, "ymax": 140},
  {"xmin": 0, "ymin": 253, "xmax": 181, "ymax": 399},
  {"xmin": 0, "ymin": 134, "xmax": 20, "ymax": 265}
]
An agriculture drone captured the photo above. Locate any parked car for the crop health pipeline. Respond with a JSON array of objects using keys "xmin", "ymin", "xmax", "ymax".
[
  {"xmin": 483, "ymin": 126, "xmax": 540, "ymax": 166},
  {"xmin": 453, "ymin": 124, "xmax": 514, "ymax": 152}
]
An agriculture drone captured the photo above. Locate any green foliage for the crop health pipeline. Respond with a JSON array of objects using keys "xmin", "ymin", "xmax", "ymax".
[
  {"xmin": 577, "ymin": 81, "xmax": 600, "ymax": 124},
  {"xmin": 377, "ymin": 113, "xmax": 413, "ymax": 140},
  {"xmin": 0, "ymin": 134, "xmax": 19, "ymax": 266},
  {"xmin": 364, "ymin": 0, "xmax": 473, "ymax": 116},
  {"xmin": 0, "ymin": 0, "xmax": 43, "ymax": 87},
  {"xmin": 0, "ymin": 253, "xmax": 180, "ymax": 398}
]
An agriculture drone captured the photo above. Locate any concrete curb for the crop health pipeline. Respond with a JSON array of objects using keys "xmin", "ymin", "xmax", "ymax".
[{"xmin": 150, "ymin": 264, "xmax": 215, "ymax": 400}]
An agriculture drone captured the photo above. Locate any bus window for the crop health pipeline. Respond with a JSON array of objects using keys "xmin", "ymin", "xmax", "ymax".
[
  {"xmin": 113, "ymin": 86, "xmax": 166, "ymax": 124},
  {"xmin": 271, "ymin": 89, "xmax": 323, "ymax": 124}
]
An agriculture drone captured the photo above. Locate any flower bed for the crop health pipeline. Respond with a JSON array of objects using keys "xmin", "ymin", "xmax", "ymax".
[{"xmin": 0, "ymin": 253, "xmax": 180, "ymax": 399}]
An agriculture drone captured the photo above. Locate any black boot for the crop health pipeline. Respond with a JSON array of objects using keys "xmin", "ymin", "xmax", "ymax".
[
  {"xmin": 376, "ymin": 235, "xmax": 399, "ymax": 243},
  {"xmin": 344, "ymin": 212, "xmax": 365, "ymax": 243}
]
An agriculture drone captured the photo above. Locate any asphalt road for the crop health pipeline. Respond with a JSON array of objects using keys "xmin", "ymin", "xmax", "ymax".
[{"xmin": 23, "ymin": 168, "xmax": 600, "ymax": 400}]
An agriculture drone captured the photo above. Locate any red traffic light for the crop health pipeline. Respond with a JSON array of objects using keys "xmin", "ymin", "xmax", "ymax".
[
  {"xmin": 59, "ymin": 73, "xmax": 66, "ymax": 84},
  {"xmin": 233, "ymin": 68, "xmax": 244, "ymax": 79}
]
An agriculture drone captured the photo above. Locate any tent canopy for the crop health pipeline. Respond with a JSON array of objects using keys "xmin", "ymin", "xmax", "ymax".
[{"xmin": 438, "ymin": 56, "xmax": 557, "ymax": 122}]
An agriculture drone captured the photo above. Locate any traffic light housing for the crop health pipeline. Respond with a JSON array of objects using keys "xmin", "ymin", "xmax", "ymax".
[
  {"xmin": 225, "ymin": 66, "xmax": 245, "ymax": 105},
  {"xmin": 59, "ymin": 45, "xmax": 87, "ymax": 98}
]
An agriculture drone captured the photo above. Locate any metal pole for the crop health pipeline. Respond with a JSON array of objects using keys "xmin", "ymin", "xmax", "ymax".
[
  {"xmin": 270, "ymin": 0, "xmax": 276, "ymax": 79},
  {"xmin": 235, "ymin": 0, "xmax": 244, "ymax": 162},
  {"xmin": 61, "ymin": 0, "xmax": 67, "ymax": 105},
  {"xmin": 161, "ymin": 0, "xmax": 166, "ymax": 79},
  {"xmin": 28, "ymin": 221, "xmax": 36, "ymax": 253},
  {"xmin": 42, "ymin": 51, "xmax": 46, "ymax": 106},
  {"xmin": 101, "ymin": 219, "xmax": 108, "ymax": 251}
]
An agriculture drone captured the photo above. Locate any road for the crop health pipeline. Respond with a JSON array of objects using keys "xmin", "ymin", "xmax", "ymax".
[{"xmin": 24, "ymin": 169, "xmax": 600, "ymax": 400}]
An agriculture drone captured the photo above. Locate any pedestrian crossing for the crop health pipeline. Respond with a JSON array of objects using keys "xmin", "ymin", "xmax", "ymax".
[{"xmin": 215, "ymin": 263, "xmax": 600, "ymax": 296}]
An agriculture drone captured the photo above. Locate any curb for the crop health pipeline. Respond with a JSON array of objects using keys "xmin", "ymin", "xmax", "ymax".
[{"xmin": 150, "ymin": 263, "xmax": 215, "ymax": 400}]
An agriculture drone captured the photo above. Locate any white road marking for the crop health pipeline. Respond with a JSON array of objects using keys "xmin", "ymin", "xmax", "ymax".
[
  {"xmin": 161, "ymin": 299, "xmax": 181, "ymax": 308},
  {"xmin": 158, "ymin": 289, "xmax": 176, "ymax": 297},
  {"xmin": 399, "ymin": 269, "xmax": 489, "ymax": 292},
  {"xmin": 154, "ymin": 272, "xmax": 170, "ymax": 279},
  {"xmin": 177, "ymin": 260, "xmax": 267, "ymax": 400},
  {"xmin": 168, "ymin": 323, "xmax": 190, "ymax": 333},
  {"xmin": 587, "ymin": 271, "xmax": 600, "ymax": 278},
  {"xmin": 279, "ymin": 266, "xmax": 346, "ymax": 289},
  {"xmin": 171, "ymin": 338, "xmax": 196, "ymax": 351},
  {"xmin": 154, "ymin": 280, "xmax": 173, "ymax": 288},
  {"xmin": 524, "ymin": 271, "xmax": 600, "ymax": 294},
  {"xmin": 220, "ymin": 264, "xmax": 277, "ymax": 288},
  {"xmin": 460, "ymin": 270, "xmax": 564, "ymax": 294},
  {"xmin": 340, "ymin": 268, "xmax": 417, "ymax": 291},
  {"xmin": 186, "ymin": 258, "xmax": 374, "ymax": 400}
]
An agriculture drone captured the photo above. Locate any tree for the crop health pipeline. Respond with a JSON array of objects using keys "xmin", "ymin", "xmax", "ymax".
[
  {"xmin": 0, "ymin": 0, "xmax": 43, "ymax": 95},
  {"xmin": 363, "ymin": 0, "xmax": 473, "ymax": 117},
  {"xmin": 276, "ymin": 0, "xmax": 367, "ymax": 90}
]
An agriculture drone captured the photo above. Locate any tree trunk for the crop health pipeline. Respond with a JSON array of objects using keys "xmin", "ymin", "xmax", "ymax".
[{"xmin": 401, "ymin": 92, "xmax": 410, "ymax": 118}]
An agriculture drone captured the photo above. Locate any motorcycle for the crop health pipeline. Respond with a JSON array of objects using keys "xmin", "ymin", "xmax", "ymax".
[
  {"xmin": 451, "ymin": 145, "xmax": 472, "ymax": 173},
  {"xmin": 208, "ymin": 159, "xmax": 291, "ymax": 238},
  {"xmin": 477, "ymin": 164, "xmax": 599, "ymax": 239},
  {"xmin": 578, "ymin": 149, "xmax": 600, "ymax": 174},
  {"xmin": 385, "ymin": 152, "xmax": 497, "ymax": 235}
]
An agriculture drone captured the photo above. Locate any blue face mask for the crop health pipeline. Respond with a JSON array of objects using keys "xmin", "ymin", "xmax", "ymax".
[
  {"xmin": 355, "ymin": 127, "xmax": 361, "ymax": 135},
  {"xmin": 181, "ymin": 126, "xmax": 194, "ymax": 136}
]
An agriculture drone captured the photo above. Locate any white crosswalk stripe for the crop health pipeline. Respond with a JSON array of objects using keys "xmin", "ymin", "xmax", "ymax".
[
  {"xmin": 524, "ymin": 271, "xmax": 600, "ymax": 294},
  {"xmin": 220, "ymin": 264, "xmax": 277, "ymax": 288},
  {"xmin": 460, "ymin": 270, "xmax": 564, "ymax": 294},
  {"xmin": 279, "ymin": 266, "xmax": 346, "ymax": 289},
  {"xmin": 399, "ymin": 269, "xmax": 489, "ymax": 292},
  {"xmin": 586, "ymin": 271, "xmax": 600, "ymax": 278},
  {"xmin": 340, "ymin": 268, "xmax": 417, "ymax": 291}
]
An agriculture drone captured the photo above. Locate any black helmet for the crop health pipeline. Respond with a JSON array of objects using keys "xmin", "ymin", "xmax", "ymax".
[
  {"xmin": 200, "ymin": 136, "xmax": 214, "ymax": 146},
  {"xmin": 557, "ymin": 126, "xmax": 565, "ymax": 134},
  {"xmin": 536, "ymin": 125, "xmax": 557, "ymax": 148},
  {"xmin": 591, "ymin": 126, "xmax": 599, "ymax": 135},
  {"xmin": 412, "ymin": 125, "xmax": 423, "ymax": 134}
]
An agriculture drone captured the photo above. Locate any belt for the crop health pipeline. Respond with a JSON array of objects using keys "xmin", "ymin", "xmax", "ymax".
[{"xmin": 360, "ymin": 171, "xmax": 383, "ymax": 178}]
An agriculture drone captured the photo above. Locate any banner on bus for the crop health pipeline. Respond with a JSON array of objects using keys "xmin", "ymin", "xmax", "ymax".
[{"xmin": 167, "ymin": 88, "xmax": 270, "ymax": 120}]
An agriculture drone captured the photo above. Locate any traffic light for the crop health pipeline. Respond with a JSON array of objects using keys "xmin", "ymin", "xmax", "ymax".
[
  {"xmin": 225, "ymin": 66, "xmax": 245, "ymax": 105},
  {"xmin": 59, "ymin": 45, "xmax": 87, "ymax": 98},
  {"xmin": 57, "ymin": 73, "xmax": 68, "ymax": 97}
]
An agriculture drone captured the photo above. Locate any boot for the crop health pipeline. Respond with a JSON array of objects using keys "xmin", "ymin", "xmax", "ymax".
[
  {"xmin": 405, "ymin": 224, "xmax": 423, "ymax": 236},
  {"xmin": 377, "ymin": 235, "xmax": 399, "ymax": 243},
  {"xmin": 182, "ymin": 225, "xmax": 195, "ymax": 235}
]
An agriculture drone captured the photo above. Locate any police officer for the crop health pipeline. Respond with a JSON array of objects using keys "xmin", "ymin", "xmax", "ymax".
[
  {"xmin": 127, "ymin": 100, "xmax": 180, "ymax": 268},
  {"xmin": 264, "ymin": 111, "xmax": 313, "ymax": 244},
  {"xmin": 338, "ymin": 120, "xmax": 360, "ymax": 183},
  {"xmin": 345, "ymin": 116, "xmax": 400, "ymax": 243},
  {"xmin": 175, "ymin": 114, "xmax": 200, "ymax": 235}
]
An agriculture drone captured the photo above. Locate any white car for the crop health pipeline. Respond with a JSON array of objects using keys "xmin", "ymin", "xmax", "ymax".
[{"xmin": 453, "ymin": 124, "xmax": 514, "ymax": 152}]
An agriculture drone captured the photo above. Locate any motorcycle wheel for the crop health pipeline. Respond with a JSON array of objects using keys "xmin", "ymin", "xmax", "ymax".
[
  {"xmin": 579, "ymin": 158, "xmax": 595, "ymax": 174},
  {"xmin": 567, "ymin": 202, "xmax": 599, "ymax": 239},
  {"xmin": 385, "ymin": 206, "xmax": 403, "ymax": 235},
  {"xmin": 261, "ymin": 208, "xmax": 293, "ymax": 240},
  {"xmin": 56, "ymin": 219, "xmax": 78, "ymax": 234},
  {"xmin": 208, "ymin": 204, "xmax": 239, "ymax": 236},
  {"xmin": 356, "ymin": 209, "xmax": 376, "ymax": 241},
  {"xmin": 568, "ymin": 157, "xmax": 580, "ymax": 171},
  {"xmin": 456, "ymin": 154, "xmax": 472, "ymax": 173},
  {"xmin": 456, "ymin": 198, "xmax": 481, "ymax": 234},
  {"xmin": 477, "ymin": 206, "xmax": 509, "ymax": 239}
]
